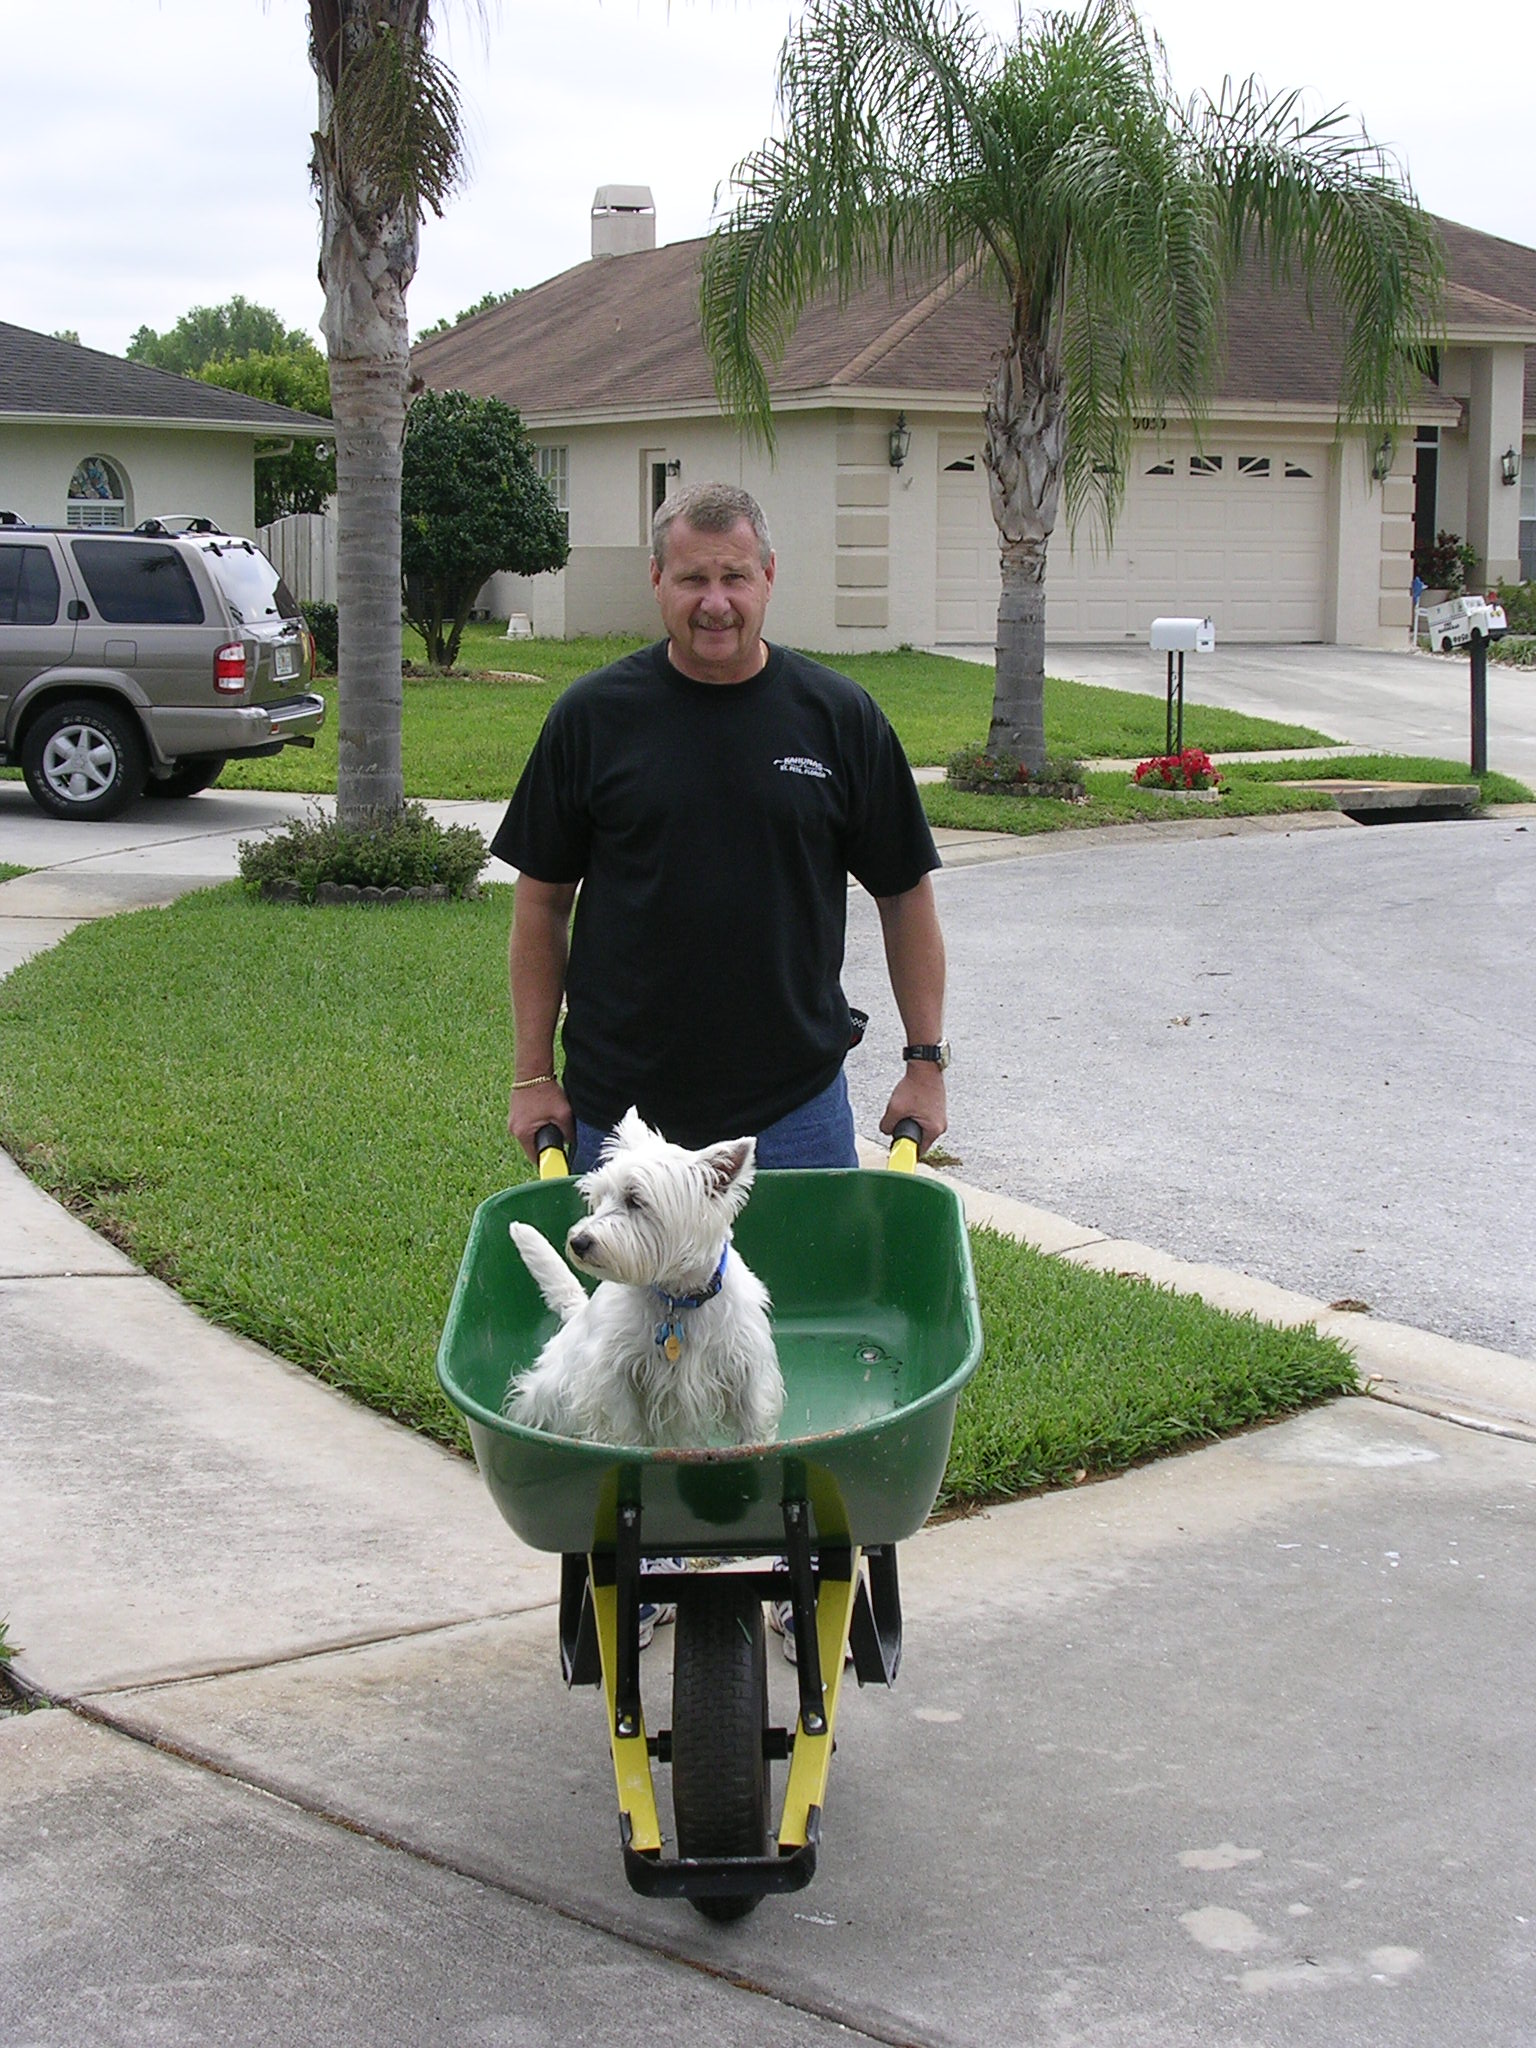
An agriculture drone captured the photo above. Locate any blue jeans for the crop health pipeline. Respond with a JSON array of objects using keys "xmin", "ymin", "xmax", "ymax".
[{"xmin": 572, "ymin": 1069, "xmax": 857, "ymax": 1175}]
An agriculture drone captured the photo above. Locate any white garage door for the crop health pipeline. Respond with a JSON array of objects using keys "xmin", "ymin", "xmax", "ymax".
[{"xmin": 935, "ymin": 434, "xmax": 1328, "ymax": 643}]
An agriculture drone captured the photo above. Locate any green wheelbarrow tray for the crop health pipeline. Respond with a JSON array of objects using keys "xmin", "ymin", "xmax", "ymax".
[{"xmin": 436, "ymin": 1166, "xmax": 983, "ymax": 1557}]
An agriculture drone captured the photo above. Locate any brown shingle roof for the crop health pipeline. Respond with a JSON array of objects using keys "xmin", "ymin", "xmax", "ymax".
[
  {"xmin": 412, "ymin": 214, "xmax": 1535, "ymax": 426},
  {"xmin": 0, "ymin": 322, "xmax": 330, "ymax": 432}
]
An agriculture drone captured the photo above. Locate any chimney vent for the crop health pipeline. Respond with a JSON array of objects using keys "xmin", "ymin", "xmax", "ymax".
[{"xmin": 592, "ymin": 185, "xmax": 656, "ymax": 259}]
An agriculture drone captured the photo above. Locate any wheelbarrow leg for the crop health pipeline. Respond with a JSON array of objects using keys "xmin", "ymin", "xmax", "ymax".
[
  {"xmin": 613, "ymin": 1501, "xmax": 643, "ymax": 1741},
  {"xmin": 777, "ymin": 1542, "xmax": 861, "ymax": 1855},
  {"xmin": 781, "ymin": 1498, "xmax": 826, "ymax": 1736},
  {"xmin": 589, "ymin": 1527, "xmax": 663, "ymax": 1859}
]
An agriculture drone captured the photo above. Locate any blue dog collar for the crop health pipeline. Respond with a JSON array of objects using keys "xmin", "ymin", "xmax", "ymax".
[{"xmin": 652, "ymin": 1244, "xmax": 729, "ymax": 1356}]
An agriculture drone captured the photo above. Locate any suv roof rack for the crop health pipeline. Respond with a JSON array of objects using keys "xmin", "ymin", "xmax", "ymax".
[{"xmin": 134, "ymin": 515, "xmax": 227, "ymax": 537}]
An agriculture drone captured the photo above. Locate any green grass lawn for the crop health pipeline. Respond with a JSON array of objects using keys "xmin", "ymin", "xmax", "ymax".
[
  {"xmin": 220, "ymin": 627, "xmax": 1337, "ymax": 799},
  {"xmin": 0, "ymin": 865, "xmax": 27, "ymax": 884},
  {"xmin": 0, "ymin": 886, "xmax": 1357, "ymax": 1506}
]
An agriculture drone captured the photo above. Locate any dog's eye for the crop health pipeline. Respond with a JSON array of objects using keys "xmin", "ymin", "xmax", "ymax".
[{"xmin": 623, "ymin": 1190, "xmax": 646, "ymax": 1213}]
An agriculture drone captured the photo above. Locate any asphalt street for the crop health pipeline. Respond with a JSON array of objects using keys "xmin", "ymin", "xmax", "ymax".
[{"xmin": 845, "ymin": 811, "xmax": 1536, "ymax": 1362}]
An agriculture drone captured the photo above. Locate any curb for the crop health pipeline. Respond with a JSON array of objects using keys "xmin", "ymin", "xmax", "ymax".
[{"xmin": 856, "ymin": 1139, "xmax": 1536, "ymax": 1438}]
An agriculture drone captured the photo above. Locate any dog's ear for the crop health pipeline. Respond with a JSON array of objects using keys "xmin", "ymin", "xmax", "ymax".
[
  {"xmin": 698, "ymin": 1136, "xmax": 756, "ymax": 1206},
  {"xmin": 610, "ymin": 1106, "xmax": 650, "ymax": 1156}
]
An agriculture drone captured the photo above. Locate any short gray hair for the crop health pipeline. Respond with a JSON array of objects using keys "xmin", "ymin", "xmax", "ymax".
[{"xmin": 651, "ymin": 482, "xmax": 772, "ymax": 569}]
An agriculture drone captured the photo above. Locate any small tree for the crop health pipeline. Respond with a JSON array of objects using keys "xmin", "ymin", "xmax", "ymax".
[
  {"xmin": 127, "ymin": 296, "xmax": 311, "ymax": 375},
  {"xmin": 400, "ymin": 387, "xmax": 569, "ymax": 669},
  {"xmin": 197, "ymin": 343, "xmax": 336, "ymax": 527},
  {"xmin": 128, "ymin": 297, "xmax": 335, "ymax": 529}
]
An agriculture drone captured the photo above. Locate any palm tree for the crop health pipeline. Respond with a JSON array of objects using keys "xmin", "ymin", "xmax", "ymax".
[
  {"xmin": 702, "ymin": 0, "xmax": 1442, "ymax": 770},
  {"xmin": 309, "ymin": 1, "xmax": 466, "ymax": 820}
]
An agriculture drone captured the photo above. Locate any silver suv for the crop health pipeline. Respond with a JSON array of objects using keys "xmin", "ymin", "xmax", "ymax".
[{"xmin": 0, "ymin": 517, "xmax": 325, "ymax": 820}]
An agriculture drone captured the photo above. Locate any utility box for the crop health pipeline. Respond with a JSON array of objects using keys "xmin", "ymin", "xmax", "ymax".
[{"xmin": 1151, "ymin": 616, "xmax": 1216, "ymax": 654}]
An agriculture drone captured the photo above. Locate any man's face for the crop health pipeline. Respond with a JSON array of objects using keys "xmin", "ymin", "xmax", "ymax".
[{"xmin": 651, "ymin": 516, "xmax": 776, "ymax": 683}]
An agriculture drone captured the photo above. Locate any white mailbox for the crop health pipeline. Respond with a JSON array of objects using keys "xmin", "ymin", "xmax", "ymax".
[{"xmin": 1150, "ymin": 616, "xmax": 1216, "ymax": 653}]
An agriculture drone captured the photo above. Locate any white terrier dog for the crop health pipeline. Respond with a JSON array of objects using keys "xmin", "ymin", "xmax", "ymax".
[{"xmin": 503, "ymin": 1108, "xmax": 783, "ymax": 1448}]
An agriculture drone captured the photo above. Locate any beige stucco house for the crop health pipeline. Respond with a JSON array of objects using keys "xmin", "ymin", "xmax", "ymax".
[
  {"xmin": 0, "ymin": 323, "xmax": 330, "ymax": 539},
  {"xmin": 413, "ymin": 193, "xmax": 1536, "ymax": 656}
]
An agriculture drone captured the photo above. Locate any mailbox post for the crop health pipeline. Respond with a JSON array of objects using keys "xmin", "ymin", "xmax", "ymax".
[
  {"xmin": 1150, "ymin": 616, "xmax": 1216, "ymax": 755},
  {"xmin": 1470, "ymin": 634, "xmax": 1489, "ymax": 776}
]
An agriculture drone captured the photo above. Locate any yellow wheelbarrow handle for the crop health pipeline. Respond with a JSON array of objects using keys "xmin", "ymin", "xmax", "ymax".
[
  {"xmin": 535, "ymin": 1122, "xmax": 570, "ymax": 1180},
  {"xmin": 888, "ymin": 1116, "xmax": 922, "ymax": 1174},
  {"xmin": 542, "ymin": 1120, "xmax": 923, "ymax": 1175}
]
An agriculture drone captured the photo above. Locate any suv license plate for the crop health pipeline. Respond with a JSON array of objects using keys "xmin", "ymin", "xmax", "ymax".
[{"xmin": 273, "ymin": 644, "xmax": 299, "ymax": 680}]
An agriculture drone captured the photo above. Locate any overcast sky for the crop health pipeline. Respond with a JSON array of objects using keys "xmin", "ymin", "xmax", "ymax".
[{"xmin": 7, "ymin": 0, "xmax": 1534, "ymax": 357}]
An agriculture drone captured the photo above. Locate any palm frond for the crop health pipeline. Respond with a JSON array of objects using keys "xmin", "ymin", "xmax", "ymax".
[
  {"xmin": 312, "ymin": 2, "xmax": 467, "ymax": 221},
  {"xmin": 702, "ymin": 0, "xmax": 996, "ymax": 441},
  {"xmin": 1188, "ymin": 76, "xmax": 1444, "ymax": 425}
]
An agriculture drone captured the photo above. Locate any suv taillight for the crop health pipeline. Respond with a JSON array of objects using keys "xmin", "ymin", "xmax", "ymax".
[{"xmin": 214, "ymin": 642, "xmax": 246, "ymax": 693}]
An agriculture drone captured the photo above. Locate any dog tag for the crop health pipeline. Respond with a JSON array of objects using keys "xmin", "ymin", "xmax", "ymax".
[{"xmin": 664, "ymin": 1330, "xmax": 681, "ymax": 1362}]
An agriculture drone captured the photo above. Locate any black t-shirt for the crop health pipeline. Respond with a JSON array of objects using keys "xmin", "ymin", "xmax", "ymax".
[{"xmin": 492, "ymin": 640, "xmax": 939, "ymax": 1146}]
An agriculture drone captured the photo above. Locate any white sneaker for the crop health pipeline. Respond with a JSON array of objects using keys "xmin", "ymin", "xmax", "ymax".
[
  {"xmin": 768, "ymin": 1599, "xmax": 798, "ymax": 1663},
  {"xmin": 637, "ymin": 1555, "xmax": 683, "ymax": 1650},
  {"xmin": 636, "ymin": 1600, "xmax": 675, "ymax": 1651}
]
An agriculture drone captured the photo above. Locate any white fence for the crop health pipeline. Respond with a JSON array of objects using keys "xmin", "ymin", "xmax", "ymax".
[{"xmin": 258, "ymin": 509, "xmax": 336, "ymax": 604}]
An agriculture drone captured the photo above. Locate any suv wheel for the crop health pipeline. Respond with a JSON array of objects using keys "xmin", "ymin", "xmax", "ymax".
[
  {"xmin": 144, "ymin": 755, "xmax": 229, "ymax": 800},
  {"xmin": 21, "ymin": 698, "xmax": 148, "ymax": 821}
]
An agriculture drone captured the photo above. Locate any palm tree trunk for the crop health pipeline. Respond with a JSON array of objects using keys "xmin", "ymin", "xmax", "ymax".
[
  {"xmin": 983, "ymin": 337, "xmax": 1067, "ymax": 771},
  {"xmin": 328, "ymin": 356, "xmax": 406, "ymax": 816},
  {"xmin": 312, "ymin": 3, "xmax": 421, "ymax": 825}
]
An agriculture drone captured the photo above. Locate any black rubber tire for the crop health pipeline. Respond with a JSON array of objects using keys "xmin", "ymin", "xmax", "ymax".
[
  {"xmin": 144, "ymin": 755, "xmax": 228, "ymax": 800},
  {"xmin": 671, "ymin": 1577, "xmax": 770, "ymax": 1922},
  {"xmin": 20, "ymin": 697, "xmax": 147, "ymax": 820}
]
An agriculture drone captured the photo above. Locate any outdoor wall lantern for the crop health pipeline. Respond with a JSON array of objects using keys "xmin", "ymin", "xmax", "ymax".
[
  {"xmin": 665, "ymin": 458, "xmax": 682, "ymax": 477},
  {"xmin": 888, "ymin": 411, "xmax": 912, "ymax": 471},
  {"xmin": 1501, "ymin": 445, "xmax": 1521, "ymax": 486},
  {"xmin": 1371, "ymin": 434, "xmax": 1395, "ymax": 483}
]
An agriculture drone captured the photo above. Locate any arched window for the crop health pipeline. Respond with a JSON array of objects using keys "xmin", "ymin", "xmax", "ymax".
[{"xmin": 67, "ymin": 455, "xmax": 130, "ymax": 529}]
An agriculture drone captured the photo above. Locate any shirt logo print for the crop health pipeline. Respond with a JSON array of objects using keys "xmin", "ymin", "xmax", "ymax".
[{"xmin": 775, "ymin": 755, "xmax": 831, "ymax": 779}]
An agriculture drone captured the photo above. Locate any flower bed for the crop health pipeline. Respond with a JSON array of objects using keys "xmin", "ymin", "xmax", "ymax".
[{"xmin": 1132, "ymin": 747, "xmax": 1222, "ymax": 791}]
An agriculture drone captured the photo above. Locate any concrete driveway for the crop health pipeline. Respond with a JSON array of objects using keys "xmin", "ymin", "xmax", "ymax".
[{"xmin": 941, "ymin": 640, "xmax": 1536, "ymax": 785}]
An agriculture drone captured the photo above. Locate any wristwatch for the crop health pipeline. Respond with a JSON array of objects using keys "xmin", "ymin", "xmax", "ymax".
[{"xmin": 903, "ymin": 1040, "xmax": 951, "ymax": 1071}]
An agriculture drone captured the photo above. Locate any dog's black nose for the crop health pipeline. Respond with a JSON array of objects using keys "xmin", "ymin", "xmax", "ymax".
[{"xmin": 568, "ymin": 1230, "xmax": 593, "ymax": 1260}]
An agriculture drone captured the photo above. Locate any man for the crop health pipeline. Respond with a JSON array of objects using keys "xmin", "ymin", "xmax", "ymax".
[{"xmin": 494, "ymin": 480, "xmax": 948, "ymax": 1176}]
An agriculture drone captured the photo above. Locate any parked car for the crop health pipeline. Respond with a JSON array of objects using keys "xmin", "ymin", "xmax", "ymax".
[
  {"xmin": 0, "ymin": 516, "xmax": 324, "ymax": 820},
  {"xmin": 1419, "ymin": 593, "xmax": 1509, "ymax": 654}
]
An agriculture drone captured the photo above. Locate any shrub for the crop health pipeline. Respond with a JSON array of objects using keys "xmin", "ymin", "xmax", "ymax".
[
  {"xmin": 1413, "ymin": 530, "xmax": 1476, "ymax": 594},
  {"xmin": 237, "ymin": 801, "xmax": 486, "ymax": 901},
  {"xmin": 1491, "ymin": 635, "xmax": 1536, "ymax": 668},
  {"xmin": 946, "ymin": 744, "xmax": 1086, "ymax": 798},
  {"xmin": 301, "ymin": 600, "xmax": 339, "ymax": 673},
  {"xmin": 1494, "ymin": 580, "xmax": 1536, "ymax": 634}
]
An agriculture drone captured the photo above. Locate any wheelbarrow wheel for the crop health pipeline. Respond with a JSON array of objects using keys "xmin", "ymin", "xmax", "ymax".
[{"xmin": 671, "ymin": 1576, "xmax": 770, "ymax": 1921}]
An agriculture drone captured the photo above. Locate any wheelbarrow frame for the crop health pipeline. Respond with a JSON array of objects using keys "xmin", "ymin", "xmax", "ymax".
[{"xmin": 435, "ymin": 1124, "xmax": 982, "ymax": 1913}]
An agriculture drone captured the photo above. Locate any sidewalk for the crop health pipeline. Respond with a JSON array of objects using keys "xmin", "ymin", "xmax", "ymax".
[{"xmin": 6, "ymin": 791, "xmax": 1536, "ymax": 2043}]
